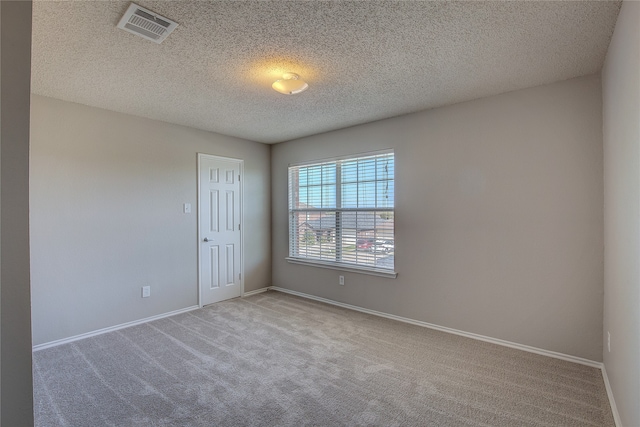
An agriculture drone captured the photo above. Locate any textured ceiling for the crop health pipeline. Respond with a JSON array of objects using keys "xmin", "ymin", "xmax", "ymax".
[{"xmin": 31, "ymin": 1, "xmax": 621, "ymax": 144}]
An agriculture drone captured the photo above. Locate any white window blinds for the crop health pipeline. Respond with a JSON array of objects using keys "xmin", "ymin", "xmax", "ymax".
[{"xmin": 288, "ymin": 151, "xmax": 395, "ymax": 273}]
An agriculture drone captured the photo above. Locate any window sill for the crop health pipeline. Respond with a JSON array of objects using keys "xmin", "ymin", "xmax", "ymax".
[{"xmin": 285, "ymin": 257, "xmax": 398, "ymax": 278}]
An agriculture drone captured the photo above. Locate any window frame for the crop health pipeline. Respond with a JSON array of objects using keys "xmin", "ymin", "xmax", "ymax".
[{"xmin": 286, "ymin": 150, "xmax": 397, "ymax": 278}]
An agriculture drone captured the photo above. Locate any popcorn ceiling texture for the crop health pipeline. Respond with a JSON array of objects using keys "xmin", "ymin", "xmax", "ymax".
[{"xmin": 31, "ymin": 1, "xmax": 621, "ymax": 144}]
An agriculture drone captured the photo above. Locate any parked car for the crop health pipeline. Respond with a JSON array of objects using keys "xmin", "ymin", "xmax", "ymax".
[
  {"xmin": 356, "ymin": 238, "xmax": 374, "ymax": 250},
  {"xmin": 357, "ymin": 238, "xmax": 394, "ymax": 253},
  {"xmin": 375, "ymin": 240, "xmax": 394, "ymax": 253}
]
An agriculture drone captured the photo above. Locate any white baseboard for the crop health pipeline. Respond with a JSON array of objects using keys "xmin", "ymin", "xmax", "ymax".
[
  {"xmin": 601, "ymin": 364, "xmax": 622, "ymax": 427},
  {"xmin": 269, "ymin": 286, "xmax": 602, "ymax": 369},
  {"xmin": 32, "ymin": 305, "xmax": 200, "ymax": 352},
  {"xmin": 242, "ymin": 287, "xmax": 270, "ymax": 297},
  {"xmin": 34, "ymin": 287, "xmax": 270, "ymax": 351}
]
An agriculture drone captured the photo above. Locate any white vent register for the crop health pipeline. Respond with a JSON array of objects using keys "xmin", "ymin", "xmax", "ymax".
[{"xmin": 117, "ymin": 3, "xmax": 178, "ymax": 44}]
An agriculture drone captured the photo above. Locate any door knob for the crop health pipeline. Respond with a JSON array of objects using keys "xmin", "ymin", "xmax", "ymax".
[{"xmin": 203, "ymin": 237, "xmax": 213, "ymax": 242}]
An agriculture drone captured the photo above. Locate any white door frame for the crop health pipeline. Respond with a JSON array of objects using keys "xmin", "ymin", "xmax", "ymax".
[{"xmin": 197, "ymin": 153, "xmax": 244, "ymax": 308}]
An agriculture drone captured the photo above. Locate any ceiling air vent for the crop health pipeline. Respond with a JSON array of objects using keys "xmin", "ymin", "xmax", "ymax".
[{"xmin": 117, "ymin": 3, "xmax": 178, "ymax": 44}]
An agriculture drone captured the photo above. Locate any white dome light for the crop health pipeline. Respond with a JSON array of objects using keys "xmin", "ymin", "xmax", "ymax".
[{"xmin": 272, "ymin": 72, "xmax": 309, "ymax": 95}]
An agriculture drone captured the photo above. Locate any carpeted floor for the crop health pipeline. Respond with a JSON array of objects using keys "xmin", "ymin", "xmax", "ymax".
[{"xmin": 33, "ymin": 290, "xmax": 615, "ymax": 426}]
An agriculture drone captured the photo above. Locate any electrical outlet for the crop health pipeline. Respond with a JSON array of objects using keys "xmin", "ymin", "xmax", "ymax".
[
  {"xmin": 339, "ymin": 275, "xmax": 345, "ymax": 286},
  {"xmin": 608, "ymin": 331, "xmax": 611, "ymax": 352},
  {"xmin": 142, "ymin": 286, "xmax": 151, "ymax": 298}
]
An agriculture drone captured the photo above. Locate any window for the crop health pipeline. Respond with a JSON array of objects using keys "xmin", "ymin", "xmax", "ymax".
[{"xmin": 288, "ymin": 151, "xmax": 395, "ymax": 277}]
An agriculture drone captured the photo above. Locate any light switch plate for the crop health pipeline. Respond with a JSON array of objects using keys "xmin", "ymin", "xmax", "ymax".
[{"xmin": 183, "ymin": 203, "xmax": 191, "ymax": 214}]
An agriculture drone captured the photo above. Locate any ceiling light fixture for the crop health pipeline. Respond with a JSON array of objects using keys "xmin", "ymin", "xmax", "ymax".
[{"xmin": 272, "ymin": 73, "xmax": 309, "ymax": 95}]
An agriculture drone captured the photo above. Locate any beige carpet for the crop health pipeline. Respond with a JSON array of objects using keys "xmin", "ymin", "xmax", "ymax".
[{"xmin": 33, "ymin": 290, "xmax": 614, "ymax": 426}]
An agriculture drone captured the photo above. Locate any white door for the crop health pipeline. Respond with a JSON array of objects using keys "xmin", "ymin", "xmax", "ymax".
[{"xmin": 198, "ymin": 154, "xmax": 242, "ymax": 306}]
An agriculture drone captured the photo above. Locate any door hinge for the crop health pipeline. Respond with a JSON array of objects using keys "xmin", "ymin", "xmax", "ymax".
[
  {"xmin": 239, "ymin": 273, "xmax": 242, "ymax": 280},
  {"xmin": 238, "ymin": 224, "xmax": 240, "ymax": 230},
  {"xmin": 238, "ymin": 175, "xmax": 240, "ymax": 181}
]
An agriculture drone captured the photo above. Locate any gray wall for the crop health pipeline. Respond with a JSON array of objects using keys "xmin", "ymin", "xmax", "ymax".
[
  {"xmin": 272, "ymin": 75, "xmax": 604, "ymax": 362},
  {"xmin": 30, "ymin": 95, "xmax": 271, "ymax": 346},
  {"xmin": 602, "ymin": 1, "xmax": 640, "ymax": 425},
  {"xmin": 1, "ymin": 1, "xmax": 34, "ymax": 424}
]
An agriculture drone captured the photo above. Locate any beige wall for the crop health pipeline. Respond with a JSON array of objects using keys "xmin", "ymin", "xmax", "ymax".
[
  {"xmin": 272, "ymin": 75, "xmax": 604, "ymax": 361},
  {"xmin": 1, "ymin": 1, "xmax": 34, "ymax": 424},
  {"xmin": 30, "ymin": 95, "xmax": 271, "ymax": 346},
  {"xmin": 602, "ymin": 1, "xmax": 640, "ymax": 425}
]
